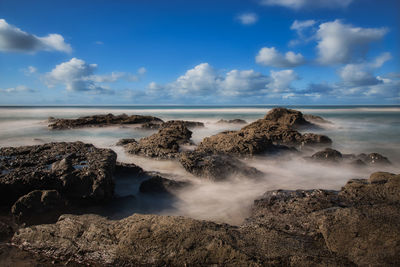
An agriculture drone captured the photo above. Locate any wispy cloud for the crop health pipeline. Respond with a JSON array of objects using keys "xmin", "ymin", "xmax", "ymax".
[
  {"xmin": 260, "ymin": 0, "xmax": 354, "ymax": 10},
  {"xmin": 236, "ymin": 13, "xmax": 258, "ymax": 25}
]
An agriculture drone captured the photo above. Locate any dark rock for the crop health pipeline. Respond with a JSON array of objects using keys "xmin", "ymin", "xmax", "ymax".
[
  {"xmin": 114, "ymin": 162, "xmax": 146, "ymax": 178},
  {"xmin": 123, "ymin": 123, "xmax": 193, "ymax": 159},
  {"xmin": 311, "ymin": 148, "xmax": 342, "ymax": 162},
  {"xmin": 217, "ymin": 119, "xmax": 247, "ymax": 124},
  {"xmin": 48, "ymin": 113, "xmax": 163, "ymax": 130},
  {"xmin": 179, "ymin": 152, "xmax": 263, "ymax": 181},
  {"xmin": 140, "ymin": 121, "xmax": 163, "ymax": 130},
  {"xmin": 0, "ymin": 142, "xmax": 117, "ymax": 206},
  {"xmin": 139, "ymin": 175, "xmax": 189, "ymax": 194},
  {"xmin": 358, "ymin": 152, "xmax": 391, "ymax": 165},
  {"xmin": 140, "ymin": 120, "xmax": 204, "ymax": 130},
  {"xmin": 300, "ymin": 133, "xmax": 332, "ymax": 147},
  {"xmin": 11, "ymin": 190, "xmax": 66, "ymax": 225},
  {"xmin": 0, "ymin": 221, "xmax": 13, "ymax": 241},
  {"xmin": 116, "ymin": 138, "xmax": 137, "ymax": 146}
]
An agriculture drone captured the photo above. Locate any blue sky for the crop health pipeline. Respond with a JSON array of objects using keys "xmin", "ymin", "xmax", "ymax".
[{"xmin": 0, "ymin": 0, "xmax": 399, "ymax": 105}]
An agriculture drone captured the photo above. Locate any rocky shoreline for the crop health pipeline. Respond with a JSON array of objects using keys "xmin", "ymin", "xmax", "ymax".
[{"xmin": 1, "ymin": 108, "xmax": 399, "ymax": 266}]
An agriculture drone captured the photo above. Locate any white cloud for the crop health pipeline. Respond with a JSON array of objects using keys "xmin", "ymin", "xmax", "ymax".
[
  {"xmin": 138, "ymin": 67, "xmax": 147, "ymax": 75},
  {"xmin": 316, "ymin": 20, "xmax": 388, "ymax": 64},
  {"xmin": 256, "ymin": 47, "xmax": 305, "ymax": 68},
  {"xmin": 219, "ymin": 69, "xmax": 270, "ymax": 96},
  {"xmin": 260, "ymin": 0, "xmax": 353, "ymax": 10},
  {"xmin": 289, "ymin": 19, "xmax": 316, "ymax": 46},
  {"xmin": 22, "ymin": 66, "xmax": 37, "ymax": 76},
  {"xmin": 338, "ymin": 53, "xmax": 391, "ymax": 87},
  {"xmin": 169, "ymin": 63, "xmax": 218, "ymax": 95},
  {"xmin": 237, "ymin": 13, "xmax": 258, "ymax": 25},
  {"xmin": 267, "ymin": 69, "xmax": 299, "ymax": 93},
  {"xmin": 0, "ymin": 19, "xmax": 71, "ymax": 53},
  {"xmin": 146, "ymin": 63, "xmax": 299, "ymax": 99},
  {"xmin": 291, "ymin": 20, "xmax": 316, "ymax": 31},
  {"xmin": 0, "ymin": 85, "xmax": 35, "ymax": 93}
]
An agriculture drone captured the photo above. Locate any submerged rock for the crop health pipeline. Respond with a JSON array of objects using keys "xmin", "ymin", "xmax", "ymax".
[
  {"xmin": 179, "ymin": 151, "xmax": 263, "ymax": 181},
  {"xmin": 311, "ymin": 148, "xmax": 343, "ymax": 162},
  {"xmin": 140, "ymin": 120, "xmax": 204, "ymax": 130},
  {"xmin": 122, "ymin": 122, "xmax": 193, "ymax": 159},
  {"xmin": 48, "ymin": 113, "xmax": 163, "ymax": 130},
  {"xmin": 357, "ymin": 152, "xmax": 391, "ymax": 165},
  {"xmin": 0, "ymin": 142, "xmax": 117, "ymax": 206}
]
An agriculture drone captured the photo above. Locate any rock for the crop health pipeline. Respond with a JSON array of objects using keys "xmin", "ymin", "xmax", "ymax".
[
  {"xmin": 12, "ymin": 214, "xmax": 254, "ymax": 266},
  {"xmin": 11, "ymin": 172, "xmax": 400, "ymax": 266},
  {"xmin": 11, "ymin": 190, "xmax": 66, "ymax": 225},
  {"xmin": 311, "ymin": 148, "xmax": 343, "ymax": 162},
  {"xmin": 123, "ymin": 123, "xmax": 193, "ymax": 159},
  {"xmin": 139, "ymin": 175, "xmax": 189, "ymax": 194},
  {"xmin": 300, "ymin": 133, "xmax": 332, "ymax": 147},
  {"xmin": 263, "ymin": 107, "xmax": 313, "ymax": 128},
  {"xmin": 303, "ymin": 114, "xmax": 332, "ymax": 125},
  {"xmin": 0, "ymin": 142, "xmax": 117, "ymax": 206},
  {"xmin": 357, "ymin": 152, "xmax": 391, "ymax": 165},
  {"xmin": 48, "ymin": 113, "xmax": 163, "ymax": 130},
  {"xmin": 0, "ymin": 221, "xmax": 13, "ymax": 241},
  {"xmin": 217, "ymin": 119, "xmax": 247, "ymax": 124},
  {"xmin": 140, "ymin": 121, "xmax": 163, "ymax": 130},
  {"xmin": 179, "ymin": 152, "xmax": 263, "ymax": 181},
  {"xmin": 116, "ymin": 138, "xmax": 137, "ymax": 146},
  {"xmin": 140, "ymin": 120, "xmax": 205, "ymax": 130},
  {"xmin": 114, "ymin": 162, "xmax": 146, "ymax": 178}
]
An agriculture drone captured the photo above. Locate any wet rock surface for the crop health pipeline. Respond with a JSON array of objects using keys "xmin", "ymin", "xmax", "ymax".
[
  {"xmin": 311, "ymin": 148, "xmax": 343, "ymax": 162},
  {"xmin": 48, "ymin": 113, "xmax": 163, "ymax": 130},
  {"xmin": 179, "ymin": 151, "xmax": 263, "ymax": 181},
  {"xmin": 121, "ymin": 122, "xmax": 193, "ymax": 159},
  {"xmin": 140, "ymin": 120, "xmax": 204, "ymax": 130},
  {"xmin": 310, "ymin": 148, "xmax": 391, "ymax": 166},
  {"xmin": 0, "ymin": 142, "xmax": 117, "ymax": 206}
]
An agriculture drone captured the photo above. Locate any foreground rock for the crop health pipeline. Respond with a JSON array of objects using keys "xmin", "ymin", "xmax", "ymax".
[
  {"xmin": 179, "ymin": 152, "xmax": 263, "ymax": 181},
  {"xmin": 0, "ymin": 142, "xmax": 117, "ymax": 206},
  {"xmin": 13, "ymin": 172, "xmax": 399, "ymax": 265},
  {"xmin": 48, "ymin": 113, "xmax": 163, "ymax": 130},
  {"xmin": 11, "ymin": 190, "xmax": 66, "ymax": 225},
  {"xmin": 120, "ymin": 122, "xmax": 193, "ymax": 159}
]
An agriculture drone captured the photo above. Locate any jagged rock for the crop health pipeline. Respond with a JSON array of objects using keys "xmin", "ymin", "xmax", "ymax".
[
  {"xmin": 311, "ymin": 148, "xmax": 343, "ymax": 162},
  {"xmin": 48, "ymin": 113, "xmax": 163, "ymax": 130},
  {"xmin": 217, "ymin": 119, "xmax": 247, "ymax": 124},
  {"xmin": 11, "ymin": 190, "xmax": 66, "ymax": 225},
  {"xmin": 263, "ymin": 107, "xmax": 313, "ymax": 128},
  {"xmin": 11, "ymin": 172, "xmax": 400, "ymax": 266},
  {"xmin": 123, "ymin": 123, "xmax": 193, "ymax": 159},
  {"xmin": 139, "ymin": 175, "xmax": 189, "ymax": 194},
  {"xmin": 300, "ymin": 133, "xmax": 332, "ymax": 147},
  {"xmin": 0, "ymin": 142, "xmax": 117, "ymax": 206},
  {"xmin": 179, "ymin": 152, "xmax": 263, "ymax": 181}
]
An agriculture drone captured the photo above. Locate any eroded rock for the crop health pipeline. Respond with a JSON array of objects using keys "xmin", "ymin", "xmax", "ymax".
[{"xmin": 48, "ymin": 113, "xmax": 163, "ymax": 130}]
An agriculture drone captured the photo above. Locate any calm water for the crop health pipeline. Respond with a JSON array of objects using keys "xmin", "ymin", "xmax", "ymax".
[{"xmin": 0, "ymin": 105, "xmax": 399, "ymax": 224}]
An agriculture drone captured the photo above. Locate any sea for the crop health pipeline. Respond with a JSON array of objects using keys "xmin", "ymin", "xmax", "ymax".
[{"xmin": 0, "ymin": 105, "xmax": 399, "ymax": 224}]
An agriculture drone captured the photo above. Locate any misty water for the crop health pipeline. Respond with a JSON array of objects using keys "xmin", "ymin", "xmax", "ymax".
[{"xmin": 0, "ymin": 105, "xmax": 399, "ymax": 225}]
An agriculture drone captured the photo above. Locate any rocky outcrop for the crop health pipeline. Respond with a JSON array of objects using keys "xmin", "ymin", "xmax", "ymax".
[
  {"xmin": 11, "ymin": 190, "xmax": 66, "ymax": 225},
  {"xmin": 0, "ymin": 142, "xmax": 117, "ymax": 206},
  {"xmin": 10, "ymin": 172, "xmax": 400, "ymax": 266},
  {"xmin": 263, "ymin": 107, "xmax": 313, "ymax": 128},
  {"xmin": 121, "ymin": 122, "xmax": 193, "ymax": 159},
  {"xmin": 311, "ymin": 148, "xmax": 343, "ymax": 162},
  {"xmin": 179, "ymin": 152, "xmax": 263, "ymax": 181},
  {"xmin": 217, "ymin": 119, "xmax": 247, "ymax": 124},
  {"xmin": 357, "ymin": 152, "xmax": 391, "ymax": 165},
  {"xmin": 48, "ymin": 113, "xmax": 163, "ymax": 130},
  {"xmin": 303, "ymin": 114, "xmax": 332, "ymax": 125}
]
